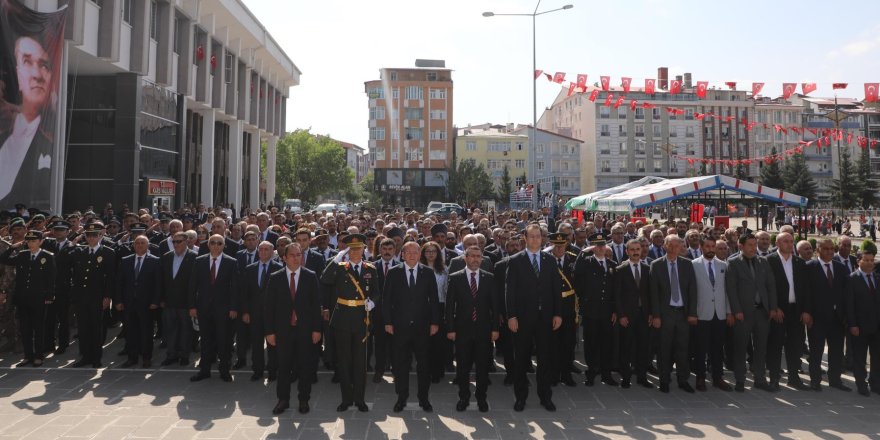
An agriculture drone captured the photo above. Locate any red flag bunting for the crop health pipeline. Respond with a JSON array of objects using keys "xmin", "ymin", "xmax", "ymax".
[
  {"xmin": 604, "ymin": 93, "xmax": 614, "ymax": 107},
  {"xmin": 621, "ymin": 77, "xmax": 632, "ymax": 93},
  {"xmin": 544, "ymin": 73, "xmax": 553, "ymax": 81},
  {"xmin": 752, "ymin": 82, "xmax": 764, "ymax": 96},
  {"xmin": 725, "ymin": 82, "xmax": 737, "ymax": 90},
  {"xmin": 614, "ymin": 96, "xmax": 625, "ymax": 108},
  {"xmin": 629, "ymin": 99, "xmax": 638, "ymax": 111},
  {"xmin": 866, "ymin": 83, "xmax": 879, "ymax": 103},
  {"xmin": 802, "ymin": 83, "xmax": 817, "ymax": 95},
  {"xmin": 645, "ymin": 79, "xmax": 656, "ymax": 95},
  {"xmin": 588, "ymin": 89, "xmax": 600, "ymax": 102},
  {"xmin": 670, "ymin": 79, "xmax": 682, "ymax": 94},
  {"xmin": 567, "ymin": 82, "xmax": 576, "ymax": 97},
  {"xmin": 600, "ymin": 76, "xmax": 610, "ymax": 91},
  {"xmin": 576, "ymin": 74, "xmax": 588, "ymax": 89},
  {"xmin": 783, "ymin": 83, "xmax": 796, "ymax": 99},
  {"xmin": 534, "ymin": 69, "xmax": 543, "ymax": 80},
  {"xmin": 696, "ymin": 81, "xmax": 708, "ymax": 99},
  {"xmin": 832, "ymin": 83, "xmax": 848, "ymax": 90},
  {"xmin": 552, "ymin": 72, "xmax": 566, "ymax": 84},
  {"xmin": 641, "ymin": 102, "xmax": 655, "ymax": 109}
]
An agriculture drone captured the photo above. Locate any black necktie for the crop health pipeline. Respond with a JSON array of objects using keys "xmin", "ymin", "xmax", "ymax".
[
  {"xmin": 354, "ymin": 264, "xmax": 360, "ymax": 277},
  {"xmin": 868, "ymin": 274, "xmax": 876, "ymax": 293},
  {"xmin": 409, "ymin": 268, "xmax": 415, "ymax": 288}
]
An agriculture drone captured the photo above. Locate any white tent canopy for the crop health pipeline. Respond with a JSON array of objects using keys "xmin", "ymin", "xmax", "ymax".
[
  {"xmin": 593, "ymin": 175, "xmax": 808, "ymax": 213},
  {"xmin": 565, "ymin": 176, "xmax": 667, "ymax": 211}
]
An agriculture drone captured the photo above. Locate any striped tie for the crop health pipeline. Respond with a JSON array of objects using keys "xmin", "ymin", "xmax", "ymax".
[{"xmin": 470, "ymin": 272, "xmax": 478, "ymax": 322}]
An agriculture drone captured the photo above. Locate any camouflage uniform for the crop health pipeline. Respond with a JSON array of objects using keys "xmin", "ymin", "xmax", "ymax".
[{"xmin": 0, "ymin": 240, "xmax": 18, "ymax": 351}]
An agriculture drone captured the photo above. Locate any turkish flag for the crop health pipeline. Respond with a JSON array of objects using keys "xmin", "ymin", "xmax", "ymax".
[
  {"xmin": 534, "ymin": 69, "xmax": 543, "ymax": 80},
  {"xmin": 752, "ymin": 82, "xmax": 764, "ymax": 96},
  {"xmin": 847, "ymin": 132, "xmax": 854, "ymax": 144},
  {"xmin": 866, "ymin": 83, "xmax": 879, "ymax": 102},
  {"xmin": 600, "ymin": 76, "xmax": 610, "ymax": 91},
  {"xmin": 621, "ymin": 77, "xmax": 632, "ymax": 93},
  {"xmin": 641, "ymin": 102, "xmax": 656, "ymax": 109},
  {"xmin": 670, "ymin": 79, "xmax": 682, "ymax": 94},
  {"xmin": 833, "ymin": 83, "xmax": 848, "ymax": 90},
  {"xmin": 588, "ymin": 89, "xmax": 600, "ymax": 102},
  {"xmin": 645, "ymin": 79, "xmax": 656, "ymax": 95},
  {"xmin": 614, "ymin": 96, "xmax": 625, "ymax": 108},
  {"xmin": 567, "ymin": 82, "xmax": 576, "ymax": 97},
  {"xmin": 630, "ymin": 99, "xmax": 638, "ymax": 111},
  {"xmin": 544, "ymin": 73, "xmax": 553, "ymax": 81},
  {"xmin": 576, "ymin": 74, "xmax": 588, "ymax": 89},
  {"xmin": 802, "ymin": 83, "xmax": 817, "ymax": 95},
  {"xmin": 696, "ymin": 81, "xmax": 708, "ymax": 99},
  {"xmin": 695, "ymin": 112, "xmax": 705, "ymax": 120},
  {"xmin": 782, "ymin": 83, "xmax": 796, "ymax": 99},
  {"xmin": 725, "ymin": 82, "xmax": 737, "ymax": 90},
  {"xmin": 553, "ymin": 72, "xmax": 566, "ymax": 84},
  {"xmin": 604, "ymin": 93, "xmax": 614, "ymax": 107},
  {"xmin": 872, "ymin": 139, "xmax": 879, "ymax": 148}
]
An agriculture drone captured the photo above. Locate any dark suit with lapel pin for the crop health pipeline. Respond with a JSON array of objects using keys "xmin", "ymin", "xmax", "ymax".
[
  {"xmin": 614, "ymin": 259, "xmax": 652, "ymax": 384},
  {"xmin": 116, "ymin": 253, "xmax": 161, "ymax": 363},
  {"xmin": 160, "ymin": 248, "xmax": 197, "ymax": 363},
  {"xmin": 446, "ymin": 268, "xmax": 498, "ymax": 404},
  {"xmin": 188, "ymin": 253, "xmax": 239, "ymax": 377},
  {"xmin": 242, "ymin": 259, "xmax": 283, "ymax": 377},
  {"xmin": 846, "ymin": 269, "xmax": 880, "ymax": 391},
  {"xmin": 766, "ymin": 251, "xmax": 810, "ymax": 386},
  {"xmin": 649, "ymin": 256, "xmax": 698, "ymax": 387},
  {"xmin": 805, "ymin": 258, "xmax": 848, "ymax": 387}
]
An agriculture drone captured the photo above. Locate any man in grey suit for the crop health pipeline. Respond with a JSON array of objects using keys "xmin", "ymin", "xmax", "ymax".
[
  {"xmin": 691, "ymin": 237, "xmax": 734, "ymax": 392},
  {"xmin": 649, "ymin": 234, "xmax": 698, "ymax": 393},
  {"xmin": 725, "ymin": 233, "xmax": 778, "ymax": 392}
]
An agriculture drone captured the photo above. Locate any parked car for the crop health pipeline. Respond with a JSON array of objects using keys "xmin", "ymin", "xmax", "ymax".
[
  {"xmin": 283, "ymin": 198, "xmax": 303, "ymax": 214},
  {"xmin": 313, "ymin": 203, "xmax": 338, "ymax": 213},
  {"xmin": 425, "ymin": 205, "xmax": 465, "ymax": 219}
]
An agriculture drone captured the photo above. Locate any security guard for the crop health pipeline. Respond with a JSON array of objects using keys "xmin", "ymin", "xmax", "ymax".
[
  {"xmin": 0, "ymin": 230, "xmax": 56, "ymax": 367},
  {"xmin": 69, "ymin": 222, "xmax": 117, "ymax": 368},
  {"xmin": 574, "ymin": 233, "xmax": 619, "ymax": 386},
  {"xmin": 320, "ymin": 234, "xmax": 377, "ymax": 413},
  {"xmin": 548, "ymin": 232, "xmax": 579, "ymax": 387}
]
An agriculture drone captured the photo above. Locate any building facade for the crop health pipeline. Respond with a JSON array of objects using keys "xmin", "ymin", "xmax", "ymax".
[
  {"xmin": 35, "ymin": 0, "xmax": 299, "ymax": 213},
  {"xmin": 511, "ymin": 127, "xmax": 584, "ymax": 196},
  {"xmin": 454, "ymin": 129, "xmax": 528, "ymax": 190},
  {"xmin": 365, "ymin": 59, "xmax": 453, "ymax": 208}
]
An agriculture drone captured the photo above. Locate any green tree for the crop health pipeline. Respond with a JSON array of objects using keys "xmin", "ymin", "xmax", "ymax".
[
  {"xmin": 496, "ymin": 164, "xmax": 513, "ymax": 203},
  {"xmin": 275, "ymin": 129, "xmax": 354, "ymax": 205},
  {"xmin": 446, "ymin": 159, "xmax": 494, "ymax": 206},
  {"xmin": 783, "ymin": 152, "xmax": 818, "ymax": 207},
  {"xmin": 356, "ymin": 171, "xmax": 382, "ymax": 209},
  {"xmin": 828, "ymin": 147, "xmax": 862, "ymax": 210},
  {"xmin": 759, "ymin": 147, "xmax": 785, "ymax": 189},
  {"xmin": 856, "ymin": 146, "xmax": 879, "ymax": 209}
]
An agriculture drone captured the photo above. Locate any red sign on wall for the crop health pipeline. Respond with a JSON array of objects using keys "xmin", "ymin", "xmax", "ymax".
[{"xmin": 147, "ymin": 180, "xmax": 176, "ymax": 196}]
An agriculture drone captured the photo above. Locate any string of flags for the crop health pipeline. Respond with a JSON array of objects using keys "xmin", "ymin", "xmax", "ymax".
[
  {"xmin": 675, "ymin": 145, "xmax": 805, "ymax": 167},
  {"xmin": 534, "ymin": 70, "xmax": 880, "ymax": 103}
]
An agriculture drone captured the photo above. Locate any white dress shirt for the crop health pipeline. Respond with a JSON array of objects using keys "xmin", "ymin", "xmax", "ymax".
[
  {"xmin": 0, "ymin": 114, "xmax": 41, "ymax": 201},
  {"xmin": 780, "ymin": 253, "xmax": 795, "ymax": 304}
]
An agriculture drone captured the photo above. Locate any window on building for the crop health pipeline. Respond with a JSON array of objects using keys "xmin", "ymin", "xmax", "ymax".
[
  {"xmin": 172, "ymin": 17, "xmax": 179, "ymax": 53},
  {"xmin": 600, "ymin": 125, "xmax": 610, "ymax": 136},
  {"xmin": 466, "ymin": 141, "xmax": 476, "ymax": 151},
  {"xmin": 122, "ymin": 0, "xmax": 132, "ymax": 25},
  {"xmin": 367, "ymin": 87, "xmax": 384, "ymax": 99},
  {"xmin": 405, "ymin": 128, "xmax": 422, "ymax": 140},
  {"xmin": 601, "ymin": 160, "xmax": 611, "ymax": 172},
  {"xmin": 369, "ymin": 127, "xmax": 385, "ymax": 140},
  {"xmin": 652, "ymin": 108, "xmax": 661, "ymax": 120},
  {"xmin": 429, "ymin": 88, "xmax": 446, "ymax": 99},
  {"xmin": 653, "ymin": 142, "xmax": 662, "ymax": 157},
  {"xmin": 392, "ymin": 88, "xmax": 399, "ymax": 99},
  {"xmin": 562, "ymin": 161, "xmax": 570, "ymax": 171},
  {"xmin": 619, "ymin": 161, "xmax": 627, "ymax": 172},
  {"xmin": 429, "ymin": 110, "xmax": 446, "ymax": 120},
  {"xmin": 652, "ymin": 125, "xmax": 661, "ymax": 136},
  {"xmin": 686, "ymin": 143, "xmax": 695, "ymax": 155},
  {"xmin": 562, "ymin": 144, "xmax": 570, "ymax": 155},
  {"xmin": 429, "ymin": 150, "xmax": 446, "ymax": 160},
  {"xmin": 618, "ymin": 107, "xmax": 627, "ymax": 119},
  {"xmin": 686, "ymin": 126, "xmax": 695, "ymax": 138},
  {"xmin": 369, "ymin": 106, "xmax": 385, "ymax": 120},
  {"xmin": 516, "ymin": 142, "xmax": 524, "ymax": 151},
  {"xmin": 515, "ymin": 159, "xmax": 525, "ymax": 168},
  {"xmin": 426, "ymin": 72, "xmax": 438, "ymax": 81},
  {"xmin": 405, "ymin": 86, "xmax": 423, "ymax": 100},
  {"xmin": 374, "ymin": 148, "xmax": 385, "ymax": 161},
  {"xmin": 389, "ymin": 72, "xmax": 397, "ymax": 81},
  {"xmin": 685, "ymin": 109, "xmax": 694, "ymax": 120},
  {"xmin": 536, "ymin": 144, "xmax": 545, "ymax": 153},
  {"xmin": 619, "ymin": 142, "xmax": 627, "ymax": 154},
  {"xmin": 429, "ymin": 130, "xmax": 446, "ymax": 140},
  {"xmin": 537, "ymin": 161, "xmax": 545, "ymax": 170},
  {"xmin": 600, "ymin": 107, "xmax": 610, "ymax": 119},
  {"xmin": 404, "ymin": 107, "xmax": 422, "ymax": 120},
  {"xmin": 391, "ymin": 129, "xmax": 399, "ymax": 140},
  {"xmin": 635, "ymin": 108, "xmax": 645, "ymax": 119},
  {"xmin": 149, "ymin": 0, "xmax": 158, "ymax": 40},
  {"xmin": 636, "ymin": 160, "xmax": 645, "ymax": 172},
  {"xmin": 488, "ymin": 142, "xmax": 511, "ymax": 152},
  {"xmin": 224, "ymin": 51, "xmax": 233, "ymax": 84},
  {"xmin": 599, "ymin": 144, "xmax": 611, "ymax": 155},
  {"xmin": 619, "ymin": 125, "xmax": 627, "ymax": 136},
  {"xmin": 635, "ymin": 124, "xmax": 645, "ymax": 137}
]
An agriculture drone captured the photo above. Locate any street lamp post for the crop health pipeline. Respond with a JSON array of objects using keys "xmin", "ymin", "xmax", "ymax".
[{"xmin": 483, "ymin": 1, "xmax": 573, "ymax": 210}]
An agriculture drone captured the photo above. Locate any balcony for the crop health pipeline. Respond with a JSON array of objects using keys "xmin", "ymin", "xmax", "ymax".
[
  {"xmin": 601, "ymin": 167, "xmax": 611, "ymax": 172},
  {"xmin": 635, "ymin": 132, "xmax": 645, "ymax": 137},
  {"xmin": 599, "ymin": 149, "xmax": 611, "ymax": 155},
  {"xmin": 600, "ymin": 131, "xmax": 610, "ymax": 137}
]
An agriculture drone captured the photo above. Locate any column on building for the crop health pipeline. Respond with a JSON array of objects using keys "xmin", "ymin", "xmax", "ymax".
[
  {"xmin": 200, "ymin": 110, "xmax": 216, "ymax": 206},
  {"xmin": 228, "ymin": 120, "xmax": 244, "ymax": 210},
  {"xmin": 248, "ymin": 130, "xmax": 260, "ymax": 210},
  {"xmin": 266, "ymin": 135, "xmax": 277, "ymax": 204}
]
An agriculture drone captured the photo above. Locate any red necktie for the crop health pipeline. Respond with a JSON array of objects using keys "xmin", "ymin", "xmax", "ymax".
[
  {"xmin": 384, "ymin": 261, "xmax": 389, "ymax": 277},
  {"xmin": 289, "ymin": 271, "xmax": 298, "ymax": 326},
  {"xmin": 470, "ymin": 272, "xmax": 478, "ymax": 322},
  {"xmin": 210, "ymin": 258, "xmax": 217, "ymax": 285},
  {"xmin": 825, "ymin": 263, "xmax": 834, "ymax": 288}
]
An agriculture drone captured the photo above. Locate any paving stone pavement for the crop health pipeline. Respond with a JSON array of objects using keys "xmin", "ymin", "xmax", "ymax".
[{"xmin": 1, "ymin": 334, "xmax": 879, "ymax": 439}]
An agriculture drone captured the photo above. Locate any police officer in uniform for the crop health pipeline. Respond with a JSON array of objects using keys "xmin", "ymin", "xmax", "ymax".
[
  {"xmin": 0, "ymin": 230, "xmax": 55, "ymax": 366},
  {"xmin": 548, "ymin": 232, "xmax": 579, "ymax": 387},
  {"xmin": 41, "ymin": 220, "xmax": 75, "ymax": 354},
  {"xmin": 574, "ymin": 233, "xmax": 619, "ymax": 386},
  {"xmin": 320, "ymin": 234, "xmax": 376, "ymax": 412},
  {"xmin": 70, "ymin": 222, "xmax": 117, "ymax": 368}
]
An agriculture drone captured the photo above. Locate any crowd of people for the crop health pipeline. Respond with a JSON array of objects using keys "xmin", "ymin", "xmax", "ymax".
[{"xmin": 0, "ymin": 202, "xmax": 878, "ymax": 417}]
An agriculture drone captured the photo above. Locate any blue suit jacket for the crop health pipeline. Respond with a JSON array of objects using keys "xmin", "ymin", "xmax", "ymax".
[{"xmin": 116, "ymin": 253, "xmax": 161, "ymax": 307}]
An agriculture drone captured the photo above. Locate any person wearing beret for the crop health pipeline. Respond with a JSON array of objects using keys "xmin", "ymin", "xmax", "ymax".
[
  {"xmin": 320, "ymin": 234, "xmax": 376, "ymax": 412},
  {"xmin": 69, "ymin": 222, "xmax": 117, "ymax": 368},
  {"xmin": 574, "ymin": 233, "xmax": 619, "ymax": 387},
  {"xmin": 0, "ymin": 230, "xmax": 55, "ymax": 366}
]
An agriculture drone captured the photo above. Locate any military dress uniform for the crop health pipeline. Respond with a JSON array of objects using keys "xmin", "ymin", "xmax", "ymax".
[
  {"xmin": 574, "ymin": 233, "xmax": 618, "ymax": 386},
  {"xmin": 319, "ymin": 234, "xmax": 377, "ymax": 412},
  {"xmin": 69, "ymin": 223, "xmax": 117, "ymax": 367},
  {"xmin": 548, "ymin": 233, "xmax": 579, "ymax": 387},
  {"xmin": 0, "ymin": 236, "xmax": 18, "ymax": 352},
  {"xmin": 0, "ymin": 231, "xmax": 56, "ymax": 365}
]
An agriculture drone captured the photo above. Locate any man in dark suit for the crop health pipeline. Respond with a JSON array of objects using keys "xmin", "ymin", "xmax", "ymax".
[
  {"xmin": 241, "ymin": 241, "xmax": 282, "ymax": 381},
  {"xmin": 614, "ymin": 239, "xmax": 653, "ymax": 389},
  {"xmin": 159, "ymin": 231, "xmax": 197, "ymax": 366},
  {"xmin": 506, "ymin": 224, "xmax": 563, "ymax": 412},
  {"xmin": 726, "ymin": 234, "xmax": 778, "ymax": 392},
  {"xmin": 574, "ymin": 233, "xmax": 618, "ymax": 387},
  {"xmin": 846, "ymin": 249, "xmax": 880, "ymax": 396},
  {"xmin": 321, "ymin": 234, "xmax": 377, "ymax": 413},
  {"xmin": 197, "ymin": 219, "xmax": 241, "ymax": 257},
  {"xmin": 368, "ymin": 237, "xmax": 397, "ymax": 383},
  {"xmin": 448, "ymin": 237, "xmax": 494, "ymax": 273},
  {"xmin": 189, "ymin": 234, "xmax": 239, "ymax": 382},
  {"xmin": 766, "ymin": 232, "xmax": 812, "ymax": 391},
  {"xmin": 648, "ymin": 230, "xmax": 666, "ymax": 260},
  {"xmin": 232, "ymin": 231, "xmax": 260, "ymax": 369},
  {"xmin": 547, "ymin": 232, "xmax": 579, "ymax": 387},
  {"xmin": 115, "ymin": 236, "xmax": 161, "ymax": 367},
  {"xmin": 256, "ymin": 212, "xmax": 280, "ymax": 246},
  {"xmin": 493, "ymin": 235, "xmax": 523, "ymax": 385},
  {"xmin": 293, "ymin": 227, "xmax": 328, "ymax": 379},
  {"xmin": 834, "ymin": 236, "xmax": 858, "ymax": 274},
  {"xmin": 0, "ymin": 230, "xmax": 55, "ymax": 366},
  {"xmin": 383, "ymin": 241, "xmax": 441, "ymax": 413},
  {"xmin": 806, "ymin": 238, "xmax": 850, "ymax": 391},
  {"xmin": 69, "ymin": 222, "xmax": 116, "ymax": 368},
  {"xmin": 649, "ymin": 234, "xmax": 698, "ymax": 393},
  {"xmin": 156, "ymin": 219, "xmax": 184, "ymax": 256},
  {"xmin": 447, "ymin": 246, "xmax": 499, "ymax": 412},
  {"xmin": 264, "ymin": 243, "xmax": 323, "ymax": 415}
]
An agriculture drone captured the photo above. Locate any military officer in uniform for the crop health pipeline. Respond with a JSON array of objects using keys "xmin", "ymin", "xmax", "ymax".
[
  {"xmin": 320, "ymin": 234, "xmax": 375, "ymax": 412},
  {"xmin": 41, "ymin": 220, "xmax": 75, "ymax": 354},
  {"xmin": 547, "ymin": 232, "xmax": 579, "ymax": 387},
  {"xmin": 69, "ymin": 222, "xmax": 116, "ymax": 368},
  {"xmin": 0, "ymin": 230, "xmax": 55, "ymax": 366},
  {"xmin": 0, "ymin": 218, "xmax": 26, "ymax": 352},
  {"xmin": 574, "ymin": 233, "xmax": 619, "ymax": 386}
]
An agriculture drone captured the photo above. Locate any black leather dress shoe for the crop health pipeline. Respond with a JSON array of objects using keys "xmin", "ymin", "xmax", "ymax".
[
  {"xmin": 601, "ymin": 376, "xmax": 619, "ymax": 387},
  {"xmin": 419, "ymin": 401, "xmax": 433, "ymax": 412},
  {"xmin": 393, "ymin": 400, "xmax": 406, "ymax": 413},
  {"xmin": 190, "ymin": 372, "xmax": 210, "ymax": 382},
  {"xmin": 584, "ymin": 376, "xmax": 595, "ymax": 387},
  {"xmin": 513, "ymin": 400, "xmax": 525, "ymax": 412},
  {"xmin": 858, "ymin": 385, "xmax": 870, "ymax": 396},
  {"xmin": 541, "ymin": 400, "xmax": 557, "ymax": 412},
  {"xmin": 753, "ymin": 381, "xmax": 773, "ymax": 392},
  {"xmin": 637, "ymin": 377, "xmax": 654, "ymax": 389},
  {"xmin": 456, "ymin": 399, "xmax": 468, "ymax": 411},
  {"xmin": 621, "ymin": 380, "xmax": 631, "ymax": 389},
  {"xmin": 788, "ymin": 379, "xmax": 811, "ymax": 391},
  {"xmin": 337, "ymin": 402, "xmax": 351, "ymax": 412},
  {"xmin": 267, "ymin": 374, "xmax": 277, "ymax": 382},
  {"xmin": 272, "ymin": 400, "xmax": 289, "ymax": 415},
  {"xmin": 477, "ymin": 400, "xmax": 489, "ymax": 412},
  {"xmin": 355, "ymin": 402, "xmax": 369, "ymax": 412},
  {"xmin": 15, "ymin": 359, "xmax": 33, "ymax": 368},
  {"xmin": 735, "ymin": 382, "xmax": 745, "ymax": 392},
  {"xmin": 53, "ymin": 346, "xmax": 67, "ymax": 355},
  {"xmin": 810, "ymin": 382, "xmax": 822, "ymax": 391},
  {"xmin": 298, "ymin": 402, "xmax": 310, "ymax": 414}
]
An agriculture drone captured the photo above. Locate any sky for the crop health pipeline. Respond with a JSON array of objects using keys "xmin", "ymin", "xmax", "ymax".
[{"xmin": 244, "ymin": 0, "xmax": 880, "ymax": 149}]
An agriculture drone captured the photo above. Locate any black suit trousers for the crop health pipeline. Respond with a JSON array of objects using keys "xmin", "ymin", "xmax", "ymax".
[
  {"xmin": 553, "ymin": 313, "xmax": 577, "ymax": 380},
  {"xmin": 659, "ymin": 308, "xmax": 691, "ymax": 384},
  {"xmin": 276, "ymin": 328, "xmax": 315, "ymax": 402},
  {"xmin": 767, "ymin": 302, "xmax": 805, "ymax": 382},
  {"xmin": 695, "ymin": 316, "xmax": 726, "ymax": 380},
  {"xmin": 334, "ymin": 326, "xmax": 367, "ymax": 405},
  {"xmin": 368, "ymin": 310, "xmax": 391, "ymax": 374},
  {"xmin": 808, "ymin": 317, "xmax": 845, "ymax": 385},
  {"xmin": 430, "ymin": 306, "xmax": 453, "ymax": 378},
  {"xmin": 123, "ymin": 305, "xmax": 154, "ymax": 361},
  {"xmin": 620, "ymin": 307, "xmax": 652, "ymax": 380},
  {"xmin": 513, "ymin": 321, "xmax": 553, "ymax": 402},
  {"xmin": 234, "ymin": 317, "xmax": 250, "ymax": 362},
  {"xmin": 455, "ymin": 334, "xmax": 491, "ymax": 401},
  {"xmin": 198, "ymin": 309, "xmax": 231, "ymax": 374},
  {"xmin": 17, "ymin": 303, "xmax": 45, "ymax": 360},
  {"xmin": 392, "ymin": 327, "xmax": 431, "ymax": 402},
  {"xmin": 75, "ymin": 300, "xmax": 104, "ymax": 363},
  {"xmin": 162, "ymin": 307, "xmax": 191, "ymax": 361},
  {"xmin": 43, "ymin": 295, "xmax": 70, "ymax": 350},
  {"xmin": 249, "ymin": 314, "xmax": 276, "ymax": 375},
  {"xmin": 853, "ymin": 332, "xmax": 880, "ymax": 388},
  {"xmin": 582, "ymin": 315, "xmax": 614, "ymax": 378}
]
